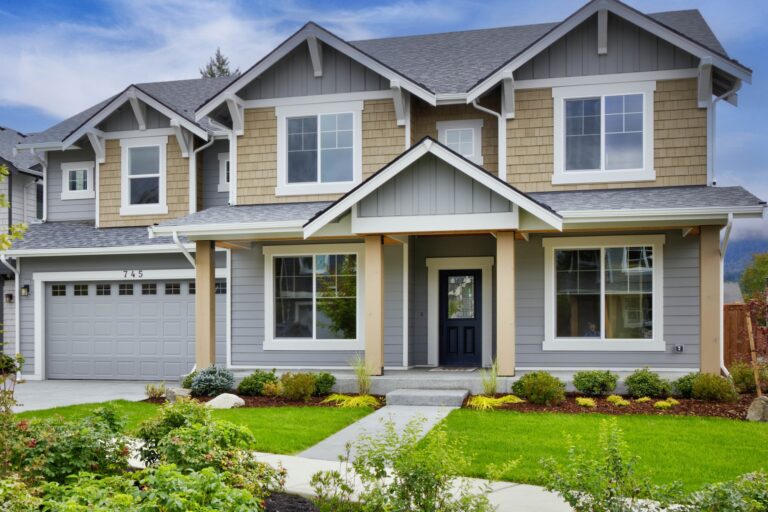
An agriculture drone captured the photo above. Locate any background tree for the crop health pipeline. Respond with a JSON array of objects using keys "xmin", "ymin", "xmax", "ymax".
[
  {"xmin": 740, "ymin": 253, "xmax": 768, "ymax": 299},
  {"xmin": 200, "ymin": 48, "xmax": 240, "ymax": 78}
]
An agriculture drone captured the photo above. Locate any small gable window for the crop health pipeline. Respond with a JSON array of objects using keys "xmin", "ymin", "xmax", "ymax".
[
  {"xmin": 437, "ymin": 119, "xmax": 484, "ymax": 165},
  {"xmin": 120, "ymin": 136, "xmax": 168, "ymax": 216},
  {"xmin": 60, "ymin": 162, "xmax": 95, "ymax": 200}
]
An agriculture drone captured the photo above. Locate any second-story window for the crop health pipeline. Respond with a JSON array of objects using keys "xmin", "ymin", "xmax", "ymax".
[
  {"xmin": 60, "ymin": 162, "xmax": 95, "ymax": 200},
  {"xmin": 276, "ymin": 102, "xmax": 362, "ymax": 196},
  {"xmin": 120, "ymin": 136, "xmax": 168, "ymax": 216},
  {"xmin": 553, "ymin": 81, "xmax": 655, "ymax": 185},
  {"xmin": 218, "ymin": 153, "xmax": 230, "ymax": 192},
  {"xmin": 436, "ymin": 119, "xmax": 484, "ymax": 165}
]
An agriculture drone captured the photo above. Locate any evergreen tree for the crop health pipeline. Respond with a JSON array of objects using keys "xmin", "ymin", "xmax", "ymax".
[{"xmin": 200, "ymin": 48, "xmax": 240, "ymax": 78}]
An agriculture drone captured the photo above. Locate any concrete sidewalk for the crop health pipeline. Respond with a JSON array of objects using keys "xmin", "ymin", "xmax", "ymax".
[
  {"xmin": 255, "ymin": 452, "xmax": 571, "ymax": 511},
  {"xmin": 13, "ymin": 380, "xmax": 150, "ymax": 412}
]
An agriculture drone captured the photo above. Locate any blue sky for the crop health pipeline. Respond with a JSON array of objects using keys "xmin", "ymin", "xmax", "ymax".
[{"xmin": 1, "ymin": 0, "xmax": 765, "ymax": 237}]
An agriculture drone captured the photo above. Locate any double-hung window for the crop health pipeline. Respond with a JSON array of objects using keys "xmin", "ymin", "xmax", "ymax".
[
  {"xmin": 543, "ymin": 235, "xmax": 664, "ymax": 351},
  {"xmin": 60, "ymin": 162, "xmax": 95, "ymax": 200},
  {"xmin": 264, "ymin": 244, "xmax": 364, "ymax": 351},
  {"xmin": 553, "ymin": 81, "xmax": 655, "ymax": 184},
  {"xmin": 120, "ymin": 136, "xmax": 168, "ymax": 216},
  {"xmin": 436, "ymin": 119, "xmax": 484, "ymax": 165},
  {"xmin": 276, "ymin": 102, "xmax": 362, "ymax": 196},
  {"xmin": 218, "ymin": 153, "xmax": 230, "ymax": 192}
]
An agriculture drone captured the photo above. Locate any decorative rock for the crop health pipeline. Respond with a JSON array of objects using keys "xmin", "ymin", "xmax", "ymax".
[
  {"xmin": 746, "ymin": 396, "xmax": 768, "ymax": 422},
  {"xmin": 205, "ymin": 393, "xmax": 245, "ymax": 409},
  {"xmin": 166, "ymin": 387, "xmax": 191, "ymax": 403}
]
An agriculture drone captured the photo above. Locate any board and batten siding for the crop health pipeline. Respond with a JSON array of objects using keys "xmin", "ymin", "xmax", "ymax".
[
  {"xmin": 98, "ymin": 105, "xmax": 171, "ymax": 132},
  {"xmin": 201, "ymin": 139, "xmax": 230, "ymax": 209},
  {"xmin": 515, "ymin": 12, "xmax": 698, "ymax": 80},
  {"xmin": 46, "ymin": 148, "xmax": 97, "ymax": 222},
  {"xmin": 15, "ymin": 252, "xmax": 226, "ymax": 375},
  {"xmin": 515, "ymin": 231, "xmax": 700, "ymax": 368},
  {"xmin": 506, "ymin": 78, "xmax": 707, "ymax": 192},
  {"xmin": 358, "ymin": 153, "xmax": 512, "ymax": 217}
]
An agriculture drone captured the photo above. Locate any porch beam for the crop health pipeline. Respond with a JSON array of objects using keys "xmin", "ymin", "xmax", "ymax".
[
  {"xmin": 699, "ymin": 225, "xmax": 721, "ymax": 374},
  {"xmin": 195, "ymin": 240, "xmax": 216, "ymax": 369},
  {"xmin": 496, "ymin": 231, "xmax": 516, "ymax": 376},
  {"xmin": 364, "ymin": 235, "xmax": 384, "ymax": 375}
]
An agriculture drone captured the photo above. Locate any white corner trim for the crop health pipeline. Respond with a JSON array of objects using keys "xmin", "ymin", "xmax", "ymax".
[
  {"xmin": 542, "ymin": 234, "xmax": 665, "ymax": 352},
  {"xmin": 262, "ymin": 243, "xmax": 365, "ymax": 351},
  {"xmin": 218, "ymin": 152, "xmax": 230, "ymax": 192},
  {"xmin": 60, "ymin": 161, "xmax": 95, "ymax": 200},
  {"xmin": 436, "ymin": 119, "xmax": 484, "ymax": 165},
  {"xmin": 119, "ymin": 136, "xmax": 168, "ymax": 216},
  {"xmin": 552, "ymin": 81, "xmax": 656, "ymax": 185},
  {"xmin": 426, "ymin": 256, "xmax": 494, "ymax": 367}
]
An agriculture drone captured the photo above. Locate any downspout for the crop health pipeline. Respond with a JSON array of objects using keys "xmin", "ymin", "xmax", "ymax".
[
  {"xmin": 719, "ymin": 213, "xmax": 734, "ymax": 376},
  {"xmin": 471, "ymin": 99, "xmax": 506, "ymax": 180},
  {"xmin": 708, "ymin": 80, "xmax": 742, "ymax": 185},
  {"xmin": 189, "ymin": 137, "xmax": 217, "ymax": 214},
  {"xmin": 173, "ymin": 231, "xmax": 196, "ymax": 268},
  {"xmin": 0, "ymin": 255, "xmax": 20, "ymax": 368}
]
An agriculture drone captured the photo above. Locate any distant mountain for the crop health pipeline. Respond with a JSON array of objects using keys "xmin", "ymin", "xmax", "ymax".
[{"xmin": 724, "ymin": 238, "xmax": 768, "ymax": 282}]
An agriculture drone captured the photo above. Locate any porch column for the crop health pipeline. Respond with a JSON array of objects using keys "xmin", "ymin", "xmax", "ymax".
[
  {"xmin": 700, "ymin": 225, "xmax": 722, "ymax": 375},
  {"xmin": 496, "ymin": 231, "xmax": 516, "ymax": 376},
  {"xmin": 195, "ymin": 240, "xmax": 216, "ymax": 368},
  {"xmin": 364, "ymin": 235, "xmax": 384, "ymax": 375}
]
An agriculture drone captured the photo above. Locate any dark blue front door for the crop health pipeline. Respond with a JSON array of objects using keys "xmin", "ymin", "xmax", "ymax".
[{"xmin": 439, "ymin": 269, "xmax": 482, "ymax": 366}]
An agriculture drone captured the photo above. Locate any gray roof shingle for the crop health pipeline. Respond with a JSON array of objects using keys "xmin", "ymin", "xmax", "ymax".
[
  {"xmin": 158, "ymin": 201, "xmax": 333, "ymax": 227},
  {"xmin": 10, "ymin": 221, "xmax": 176, "ymax": 251},
  {"xmin": 0, "ymin": 127, "xmax": 40, "ymax": 172}
]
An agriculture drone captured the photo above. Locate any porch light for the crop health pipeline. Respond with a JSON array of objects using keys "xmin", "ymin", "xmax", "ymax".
[
  {"xmin": 4, "ymin": 293, "xmax": 12, "ymax": 304},
  {"xmin": 20, "ymin": 285, "xmax": 29, "ymax": 297}
]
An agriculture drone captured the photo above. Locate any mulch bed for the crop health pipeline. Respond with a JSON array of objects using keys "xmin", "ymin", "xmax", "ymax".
[
  {"xmin": 471, "ymin": 393, "xmax": 756, "ymax": 420},
  {"xmin": 265, "ymin": 493, "xmax": 318, "ymax": 512},
  {"xmin": 145, "ymin": 394, "xmax": 386, "ymax": 408}
]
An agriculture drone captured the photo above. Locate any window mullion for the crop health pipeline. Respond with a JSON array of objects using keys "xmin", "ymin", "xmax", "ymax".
[
  {"xmin": 600, "ymin": 95, "xmax": 605, "ymax": 172},
  {"xmin": 600, "ymin": 247, "xmax": 606, "ymax": 342}
]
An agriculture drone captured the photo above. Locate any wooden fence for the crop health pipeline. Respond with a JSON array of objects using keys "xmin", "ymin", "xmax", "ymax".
[{"xmin": 724, "ymin": 303, "xmax": 768, "ymax": 367}]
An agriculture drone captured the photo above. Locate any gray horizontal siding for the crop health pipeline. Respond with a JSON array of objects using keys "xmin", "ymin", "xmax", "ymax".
[
  {"xmin": 46, "ymin": 149, "xmax": 96, "ymax": 222},
  {"xmin": 383, "ymin": 244, "xmax": 404, "ymax": 367},
  {"xmin": 240, "ymin": 42, "xmax": 388, "ymax": 100},
  {"xmin": 98, "ymin": 104, "xmax": 170, "ymax": 132},
  {"xmin": 358, "ymin": 154, "xmax": 511, "ymax": 218},
  {"xmin": 201, "ymin": 140, "xmax": 230, "ymax": 209},
  {"xmin": 516, "ymin": 13, "xmax": 698, "ymax": 80},
  {"xmin": 11, "ymin": 174, "xmax": 39, "ymax": 227}
]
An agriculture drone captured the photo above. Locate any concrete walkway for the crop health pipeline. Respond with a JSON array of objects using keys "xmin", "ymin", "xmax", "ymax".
[
  {"xmin": 299, "ymin": 405, "xmax": 455, "ymax": 461},
  {"xmin": 13, "ymin": 380, "xmax": 150, "ymax": 412},
  {"xmin": 255, "ymin": 452, "xmax": 571, "ymax": 511}
]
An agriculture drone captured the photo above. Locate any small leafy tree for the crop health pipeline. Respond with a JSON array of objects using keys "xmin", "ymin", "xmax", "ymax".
[
  {"xmin": 200, "ymin": 48, "xmax": 240, "ymax": 78},
  {"xmin": 740, "ymin": 253, "xmax": 768, "ymax": 299}
]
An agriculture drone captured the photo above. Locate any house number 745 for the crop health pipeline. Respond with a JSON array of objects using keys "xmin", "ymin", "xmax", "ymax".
[{"xmin": 123, "ymin": 270, "xmax": 144, "ymax": 278}]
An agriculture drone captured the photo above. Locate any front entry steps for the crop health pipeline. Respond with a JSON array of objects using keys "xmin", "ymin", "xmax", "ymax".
[{"xmin": 386, "ymin": 388, "xmax": 469, "ymax": 407}]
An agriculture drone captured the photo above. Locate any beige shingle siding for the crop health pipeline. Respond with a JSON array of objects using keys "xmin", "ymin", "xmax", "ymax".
[
  {"xmin": 506, "ymin": 78, "xmax": 707, "ymax": 192},
  {"xmin": 236, "ymin": 100, "xmax": 405, "ymax": 205},
  {"xmin": 99, "ymin": 137, "xmax": 189, "ymax": 227}
]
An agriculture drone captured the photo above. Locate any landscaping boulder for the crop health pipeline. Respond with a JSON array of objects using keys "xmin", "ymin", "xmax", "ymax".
[
  {"xmin": 205, "ymin": 393, "xmax": 245, "ymax": 409},
  {"xmin": 166, "ymin": 387, "xmax": 191, "ymax": 403},
  {"xmin": 746, "ymin": 396, "xmax": 768, "ymax": 422}
]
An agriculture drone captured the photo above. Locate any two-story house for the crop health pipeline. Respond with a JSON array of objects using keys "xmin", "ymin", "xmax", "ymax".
[{"xmin": 7, "ymin": 0, "xmax": 765, "ymax": 383}]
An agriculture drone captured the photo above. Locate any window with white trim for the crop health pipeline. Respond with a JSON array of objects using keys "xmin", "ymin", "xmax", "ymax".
[
  {"xmin": 276, "ymin": 102, "xmax": 363, "ymax": 196},
  {"xmin": 218, "ymin": 153, "xmax": 230, "ymax": 192},
  {"xmin": 263, "ymin": 244, "xmax": 364, "ymax": 350},
  {"xmin": 436, "ymin": 119, "xmax": 484, "ymax": 165},
  {"xmin": 543, "ymin": 235, "xmax": 664, "ymax": 351},
  {"xmin": 553, "ymin": 81, "xmax": 655, "ymax": 185},
  {"xmin": 120, "ymin": 136, "xmax": 168, "ymax": 216},
  {"xmin": 60, "ymin": 162, "xmax": 95, "ymax": 200}
]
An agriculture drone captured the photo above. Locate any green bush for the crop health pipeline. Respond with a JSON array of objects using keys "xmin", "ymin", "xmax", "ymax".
[
  {"xmin": 181, "ymin": 370, "xmax": 198, "ymax": 389},
  {"xmin": 729, "ymin": 361, "xmax": 768, "ymax": 394},
  {"xmin": 190, "ymin": 365, "xmax": 235, "ymax": 397},
  {"xmin": 0, "ymin": 475, "xmax": 42, "ymax": 511},
  {"xmin": 685, "ymin": 471, "xmax": 768, "ymax": 511},
  {"xmin": 691, "ymin": 373, "xmax": 739, "ymax": 402},
  {"xmin": 511, "ymin": 371, "xmax": 565, "ymax": 406},
  {"xmin": 672, "ymin": 373, "xmax": 698, "ymax": 398},
  {"xmin": 280, "ymin": 372, "xmax": 317, "ymax": 402},
  {"xmin": 624, "ymin": 368, "xmax": 671, "ymax": 398},
  {"xmin": 136, "ymin": 398, "xmax": 211, "ymax": 465},
  {"xmin": 157, "ymin": 421, "xmax": 255, "ymax": 471},
  {"xmin": 572, "ymin": 370, "xmax": 618, "ymax": 396},
  {"xmin": 314, "ymin": 372, "xmax": 337, "ymax": 396},
  {"xmin": 237, "ymin": 369, "xmax": 278, "ymax": 396}
]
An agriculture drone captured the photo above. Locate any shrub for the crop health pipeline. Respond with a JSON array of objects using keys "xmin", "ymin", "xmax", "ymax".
[
  {"xmin": 624, "ymin": 368, "xmax": 671, "ymax": 398},
  {"xmin": 181, "ymin": 370, "xmax": 198, "ymax": 389},
  {"xmin": 672, "ymin": 372, "xmax": 698, "ymax": 398},
  {"xmin": 572, "ymin": 370, "xmax": 618, "ymax": 396},
  {"xmin": 280, "ymin": 372, "xmax": 317, "ymax": 402},
  {"xmin": 606, "ymin": 394, "xmax": 624, "ymax": 404},
  {"xmin": 0, "ymin": 475, "xmax": 42, "ymax": 511},
  {"xmin": 466, "ymin": 395, "xmax": 524, "ymax": 411},
  {"xmin": 262, "ymin": 381, "xmax": 283, "ymax": 397},
  {"xmin": 157, "ymin": 421, "xmax": 255, "ymax": 471},
  {"xmin": 729, "ymin": 360, "xmax": 768, "ymax": 394},
  {"xmin": 691, "ymin": 373, "xmax": 739, "ymax": 402},
  {"xmin": 314, "ymin": 372, "xmax": 337, "ymax": 396},
  {"xmin": 145, "ymin": 382, "xmax": 166, "ymax": 400},
  {"xmin": 351, "ymin": 355, "xmax": 372, "ymax": 395},
  {"xmin": 480, "ymin": 359, "xmax": 499, "ymax": 396},
  {"xmin": 512, "ymin": 371, "xmax": 565, "ymax": 406},
  {"xmin": 576, "ymin": 397, "xmax": 596, "ymax": 408},
  {"xmin": 190, "ymin": 365, "xmax": 235, "ymax": 397},
  {"xmin": 635, "ymin": 397, "xmax": 651, "ymax": 403},
  {"xmin": 323, "ymin": 393, "xmax": 380, "ymax": 408},
  {"xmin": 136, "ymin": 398, "xmax": 211, "ymax": 465},
  {"xmin": 667, "ymin": 397, "xmax": 680, "ymax": 406},
  {"xmin": 654, "ymin": 400, "xmax": 672, "ymax": 409},
  {"xmin": 237, "ymin": 369, "xmax": 278, "ymax": 396},
  {"xmin": 685, "ymin": 472, "xmax": 768, "ymax": 511}
]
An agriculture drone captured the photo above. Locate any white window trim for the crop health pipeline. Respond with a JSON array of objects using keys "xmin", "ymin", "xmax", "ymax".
[
  {"xmin": 436, "ymin": 119, "xmax": 484, "ymax": 165},
  {"xmin": 275, "ymin": 101, "xmax": 363, "ymax": 196},
  {"xmin": 217, "ymin": 152, "xmax": 230, "ymax": 192},
  {"xmin": 263, "ymin": 243, "xmax": 365, "ymax": 351},
  {"xmin": 119, "ymin": 136, "xmax": 169, "ymax": 216},
  {"xmin": 552, "ymin": 81, "xmax": 656, "ymax": 185},
  {"xmin": 542, "ymin": 234, "xmax": 665, "ymax": 352},
  {"xmin": 60, "ymin": 161, "xmax": 95, "ymax": 200}
]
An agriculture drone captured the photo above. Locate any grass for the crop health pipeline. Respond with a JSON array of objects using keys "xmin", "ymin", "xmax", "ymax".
[
  {"xmin": 16, "ymin": 400, "xmax": 371, "ymax": 455},
  {"xmin": 433, "ymin": 409, "xmax": 768, "ymax": 492}
]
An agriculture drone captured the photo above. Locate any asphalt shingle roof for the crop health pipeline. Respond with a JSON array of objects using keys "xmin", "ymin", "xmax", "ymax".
[
  {"xmin": 158, "ymin": 202, "xmax": 333, "ymax": 227},
  {"xmin": 0, "ymin": 127, "xmax": 39, "ymax": 172},
  {"xmin": 10, "ymin": 222, "xmax": 176, "ymax": 251}
]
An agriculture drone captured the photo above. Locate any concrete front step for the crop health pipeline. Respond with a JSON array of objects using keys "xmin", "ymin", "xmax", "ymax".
[{"xmin": 386, "ymin": 388, "xmax": 469, "ymax": 407}]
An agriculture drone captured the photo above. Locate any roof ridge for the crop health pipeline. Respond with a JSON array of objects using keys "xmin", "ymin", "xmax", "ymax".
[{"xmin": 351, "ymin": 21, "xmax": 560, "ymax": 44}]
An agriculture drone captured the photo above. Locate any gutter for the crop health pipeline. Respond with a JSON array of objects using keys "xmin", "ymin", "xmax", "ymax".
[
  {"xmin": 719, "ymin": 213, "xmax": 734, "ymax": 377},
  {"xmin": 0, "ymin": 255, "xmax": 20, "ymax": 365},
  {"xmin": 173, "ymin": 231, "xmax": 196, "ymax": 268},
  {"xmin": 471, "ymin": 99, "xmax": 506, "ymax": 181},
  {"xmin": 150, "ymin": 220, "xmax": 306, "ymax": 238}
]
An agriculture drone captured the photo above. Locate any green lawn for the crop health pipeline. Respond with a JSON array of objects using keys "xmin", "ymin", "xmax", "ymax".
[
  {"xmin": 433, "ymin": 409, "xmax": 768, "ymax": 492},
  {"xmin": 17, "ymin": 400, "xmax": 371, "ymax": 455}
]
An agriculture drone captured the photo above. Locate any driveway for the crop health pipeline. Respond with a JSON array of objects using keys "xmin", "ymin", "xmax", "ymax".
[{"xmin": 13, "ymin": 380, "xmax": 151, "ymax": 412}]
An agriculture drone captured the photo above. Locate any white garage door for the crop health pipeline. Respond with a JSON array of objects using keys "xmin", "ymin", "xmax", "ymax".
[{"xmin": 45, "ymin": 280, "xmax": 226, "ymax": 380}]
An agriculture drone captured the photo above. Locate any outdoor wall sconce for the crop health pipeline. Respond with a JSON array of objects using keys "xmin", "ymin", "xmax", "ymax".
[
  {"xmin": 4, "ymin": 293, "xmax": 13, "ymax": 304},
  {"xmin": 20, "ymin": 285, "xmax": 30, "ymax": 297}
]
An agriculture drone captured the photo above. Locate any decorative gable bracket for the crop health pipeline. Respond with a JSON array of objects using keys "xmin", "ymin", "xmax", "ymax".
[
  {"xmin": 501, "ymin": 70, "xmax": 515, "ymax": 119},
  {"xmin": 86, "ymin": 130, "xmax": 105, "ymax": 164},
  {"xmin": 127, "ymin": 90, "xmax": 147, "ymax": 131},
  {"xmin": 307, "ymin": 36, "xmax": 323, "ymax": 77},
  {"xmin": 390, "ymin": 80, "xmax": 409, "ymax": 127}
]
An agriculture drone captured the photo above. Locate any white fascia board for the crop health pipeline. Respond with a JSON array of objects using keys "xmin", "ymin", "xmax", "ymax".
[
  {"xmin": 466, "ymin": 0, "xmax": 751, "ymax": 102},
  {"xmin": 560, "ymin": 205, "xmax": 766, "ymax": 223},
  {"xmin": 149, "ymin": 220, "xmax": 306, "ymax": 238},
  {"xmin": 195, "ymin": 24, "xmax": 436, "ymax": 121},
  {"xmin": 4, "ymin": 244, "xmax": 195, "ymax": 258}
]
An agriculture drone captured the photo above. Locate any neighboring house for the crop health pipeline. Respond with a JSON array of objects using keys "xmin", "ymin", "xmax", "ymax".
[{"xmin": 6, "ymin": 0, "xmax": 766, "ymax": 382}]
